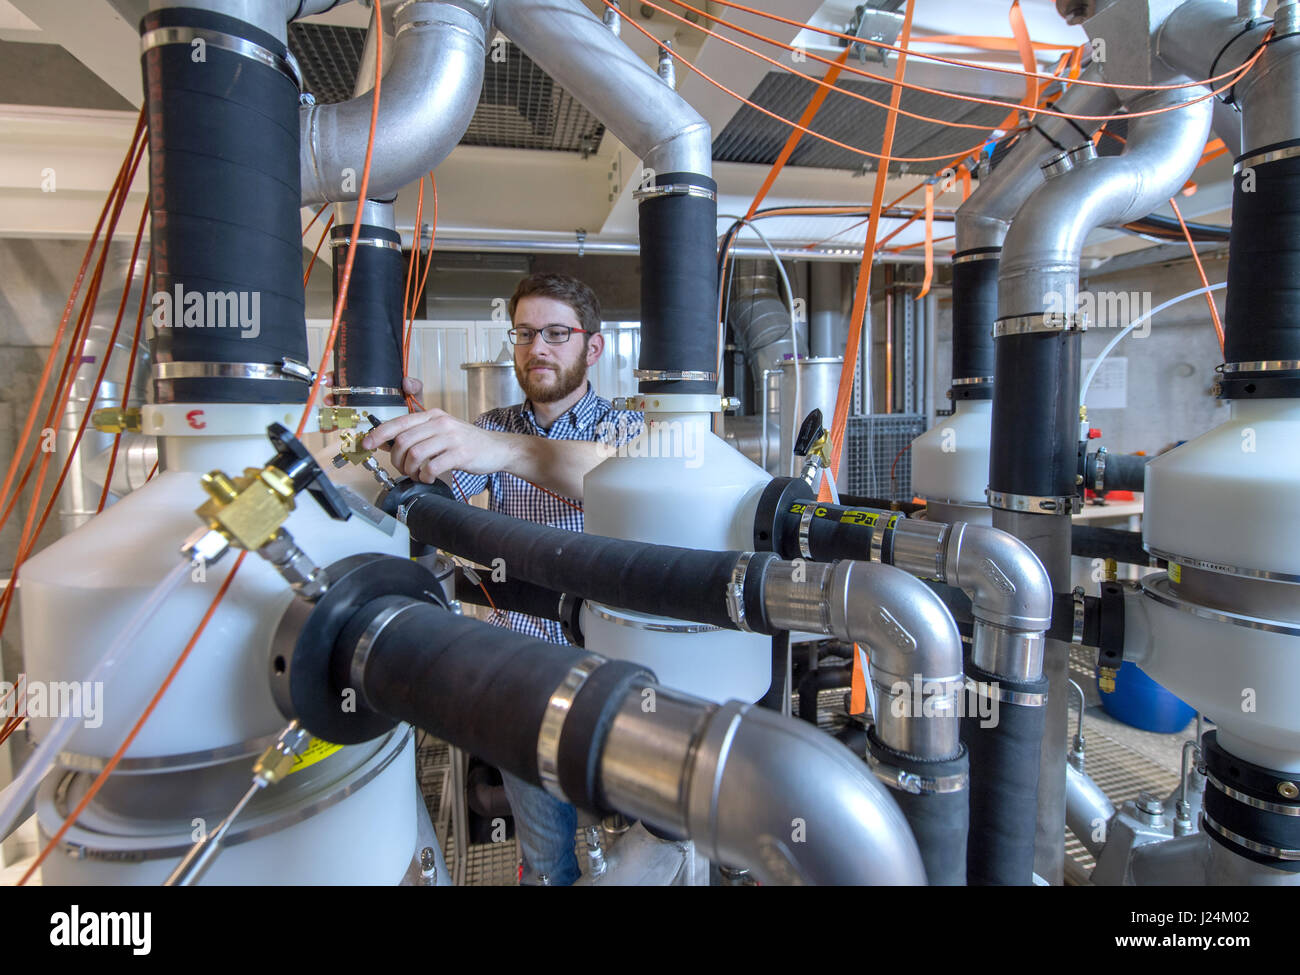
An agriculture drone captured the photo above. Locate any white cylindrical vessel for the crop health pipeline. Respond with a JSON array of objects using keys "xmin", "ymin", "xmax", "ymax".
[
  {"xmin": 583, "ymin": 412, "xmax": 773, "ymax": 703},
  {"xmin": 1137, "ymin": 398, "xmax": 1300, "ymax": 771},
  {"xmin": 20, "ymin": 436, "xmax": 410, "ymax": 765},
  {"xmin": 36, "ymin": 728, "xmax": 421, "ymax": 885}
]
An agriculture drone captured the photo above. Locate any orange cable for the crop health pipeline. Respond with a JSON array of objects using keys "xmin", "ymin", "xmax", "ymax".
[
  {"xmin": 747, "ymin": 48, "xmax": 853, "ymax": 220},
  {"xmin": 918, "ymin": 184, "xmax": 934, "ymax": 298},
  {"xmin": 18, "ymin": 552, "xmax": 249, "ymax": 886},
  {"xmin": 675, "ymin": 0, "xmax": 1263, "ymax": 94},
  {"xmin": 0, "ymin": 109, "xmax": 145, "ymax": 521},
  {"xmin": 302, "ymin": 213, "xmax": 335, "ymax": 288},
  {"xmin": 823, "ymin": 0, "xmax": 917, "ymax": 503},
  {"xmin": 96, "ymin": 228, "xmax": 152, "ymax": 514},
  {"xmin": 301, "ymin": 203, "xmax": 328, "ymax": 240},
  {"xmin": 297, "ymin": 0, "xmax": 385, "ymax": 439},
  {"xmin": 1170, "ymin": 196, "xmax": 1224, "ymax": 353}
]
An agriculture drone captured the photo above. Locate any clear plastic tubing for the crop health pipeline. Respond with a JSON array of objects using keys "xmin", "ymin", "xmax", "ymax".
[{"xmin": 0, "ymin": 557, "xmax": 191, "ymax": 840}]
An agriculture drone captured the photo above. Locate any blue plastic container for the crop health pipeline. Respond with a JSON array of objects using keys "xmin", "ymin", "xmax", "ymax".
[{"xmin": 1097, "ymin": 661, "xmax": 1196, "ymax": 733}]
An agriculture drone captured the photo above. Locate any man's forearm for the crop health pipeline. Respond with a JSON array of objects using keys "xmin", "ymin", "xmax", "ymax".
[{"xmin": 499, "ymin": 434, "xmax": 604, "ymax": 500}]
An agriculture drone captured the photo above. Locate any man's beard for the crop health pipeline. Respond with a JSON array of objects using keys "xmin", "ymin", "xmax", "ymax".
[{"xmin": 515, "ymin": 352, "xmax": 588, "ymax": 404}]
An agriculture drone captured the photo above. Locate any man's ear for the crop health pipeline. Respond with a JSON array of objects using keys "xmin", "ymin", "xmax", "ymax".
[{"xmin": 586, "ymin": 332, "xmax": 604, "ymax": 365}]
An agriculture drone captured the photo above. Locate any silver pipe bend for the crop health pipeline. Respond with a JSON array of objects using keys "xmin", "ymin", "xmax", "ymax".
[
  {"xmin": 299, "ymin": 0, "xmax": 486, "ymax": 206},
  {"xmin": 947, "ymin": 523, "xmax": 1053, "ymax": 633}
]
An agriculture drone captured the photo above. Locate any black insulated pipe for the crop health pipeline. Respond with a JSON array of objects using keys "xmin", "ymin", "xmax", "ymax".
[
  {"xmin": 754, "ymin": 477, "xmax": 904, "ymax": 563},
  {"xmin": 1201, "ymin": 730, "xmax": 1300, "ymax": 873},
  {"xmin": 1084, "ymin": 450, "xmax": 1149, "ymax": 494},
  {"xmin": 345, "ymin": 596, "xmax": 652, "ymax": 811},
  {"xmin": 1221, "ymin": 142, "xmax": 1300, "ymax": 398},
  {"xmin": 453, "ymin": 566, "xmax": 575, "ymax": 626},
  {"xmin": 330, "ymin": 221, "xmax": 407, "ymax": 408},
  {"xmin": 638, "ymin": 172, "xmax": 719, "ymax": 396},
  {"xmin": 866, "ymin": 728, "xmax": 969, "ymax": 886},
  {"xmin": 403, "ymin": 491, "xmax": 777, "ymax": 633},
  {"xmin": 141, "ymin": 7, "xmax": 308, "ymax": 405},
  {"xmin": 963, "ymin": 659, "xmax": 1049, "ymax": 885},
  {"xmin": 989, "ymin": 331, "xmax": 1081, "ymax": 499},
  {"xmin": 949, "ymin": 248, "xmax": 1000, "ymax": 399}
]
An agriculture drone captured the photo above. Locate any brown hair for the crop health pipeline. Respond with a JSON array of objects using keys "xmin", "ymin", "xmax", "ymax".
[{"xmin": 508, "ymin": 273, "xmax": 602, "ymax": 335}]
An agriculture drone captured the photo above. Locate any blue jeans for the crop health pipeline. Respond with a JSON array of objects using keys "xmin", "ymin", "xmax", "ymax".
[{"xmin": 500, "ymin": 770, "xmax": 579, "ymax": 886}]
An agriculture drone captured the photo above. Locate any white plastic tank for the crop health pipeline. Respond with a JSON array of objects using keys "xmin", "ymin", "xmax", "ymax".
[
  {"xmin": 911, "ymin": 398, "xmax": 992, "ymax": 509},
  {"xmin": 1136, "ymin": 398, "xmax": 1300, "ymax": 772},
  {"xmin": 583, "ymin": 411, "xmax": 773, "ymax": 704}
]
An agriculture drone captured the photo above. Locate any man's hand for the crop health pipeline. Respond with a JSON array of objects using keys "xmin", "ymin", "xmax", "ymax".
[{"xmin": 364, "ymin": 410, "xmax": 515, "ymax": 484}]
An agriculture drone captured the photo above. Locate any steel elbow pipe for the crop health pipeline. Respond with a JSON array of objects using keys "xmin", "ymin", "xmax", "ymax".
[
  {"xmin": 955, "ymin": 63, "xmax": 1119, "ymax": 252},
  {"xmin": 765, "ymin": 560, "xmax": 964, "ymax": 760},
  {"xmin": 997, "ymin": 89, "xmax": 1212, "ymax": 316},
  {"xmin": 947, "ymin": 523, "xmax": 1053, "ymax": 633},
  {"xmin": 299, "ymin": 0, "xmax": 486, "ymax": 206},
  {"xmin": 599, "ymin": 691, "xmax": 927, "ymax": 885},
  {"xmin": 491, "ymin": 0, "xmax": 712, "ymax": 175}
]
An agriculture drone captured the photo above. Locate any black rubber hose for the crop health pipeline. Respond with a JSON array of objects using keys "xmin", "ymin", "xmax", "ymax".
[
  {"xmin": 1222, "ymin": 142, "xmax": 1300, "ymax": 398},
  {"xmin": 1201, "ymin": 730, "xmax": 1300, "ymax": 873},
  {"xmin": 331, "ymin": 222, "xmax": 406, "ymax": 408},
  {"xmin": 989, "ymin": 331, "xmax": 1081, "ymax": 499},
  {"xmin": 1121, "ymin": 214, "xmax": 1231, "ymax": 242},
  {"xmin": 950, "ymin": 249, "xmax": 999, "ymax": 399},
  {"xmin": 453, "ymin": 566, "xmax": 567, "ymax": 622},
  {"xmin": 404, "ymin": 491, "xmax": 777, "ymax": 633},
  {"xmin": 348, "ymin": 598, "xmax": 652, "ymax": 810},
  {"xmin": 796, "ymin": 663, "xmax": 852, "ymax": 725},
  {"xmin": 638, "ymin": 172, "xmax": 719, "ymax": 396},
  {"xmin": 1084, "ymin": 451, "xmax": 1148, "ymax": 494},
  {"xmin": 1070, "ymin": 525, "xmax": 1151, "ymax": 566},
  {"xmin": 141, "ymin": 7, "xmax": 308, "ymax": 405},
  {"xmin": 770, "ymin": 497, "xmax": 902, "ymax": 564},
  {"xmin": 867, "ymin": 728, "xmax": 969, "ymax": 886},
  {"xmin": 963, "ymin": 660, "xmax": 1049, "ymax": 885}
]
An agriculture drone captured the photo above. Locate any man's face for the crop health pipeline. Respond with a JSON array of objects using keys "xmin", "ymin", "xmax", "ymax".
[{"xmin": 512, "ymin": 295, "xmax": 601, "ymax": 404}]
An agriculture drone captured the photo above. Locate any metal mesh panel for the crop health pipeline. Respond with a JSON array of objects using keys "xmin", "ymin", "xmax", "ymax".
[
  {"xmin": 844, "ymin": 413, "xmax": 927, "ymax": 499},
  {"xmin": 289, "ymin": 26, "xmax": 605, "ymax": 153},
  {"xmin": 714, "ymin": 71, "xmax": 1012, "ymax": 176}
]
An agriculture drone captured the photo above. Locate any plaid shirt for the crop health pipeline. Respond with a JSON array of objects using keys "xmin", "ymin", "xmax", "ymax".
[{"xmin": 448, "ymin": 381, "xmax": 643, "ymax": 643}]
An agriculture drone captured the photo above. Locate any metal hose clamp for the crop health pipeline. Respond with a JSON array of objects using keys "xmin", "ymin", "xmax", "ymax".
[
  {"xmin": 1071, "ymin": 586, "xmax": 1086, "ymax": 645},
  {"xmin": 350, "ymin": 598, "xmax": 423, "ymax": 709},
  {"xmin": 330, "ymin": 236, "xmax": 403, "ymax": 251},
  {"xmin": 631, "ymin": 183, "xmax": 717, "ymax": 203},
  {"xmin": 986, "ymin": 488, "xmax": 1082, "ymax": 515},
  {"xmin": 141, "ymin": 25, "xmax": 303, "ymax": 91},
  {"xmin": 154, "ymin": 360, "xmax": 314, "ymax": 384},
  {"xmin": 797, "ymin": 507, "xmax": 816, "ymax": 559},
  {"xmin": 725, "ymin": 552, "xmax": 757, "ymax": 633},
  {"xmin": 331, "ymin": 386, "xmax": 404, "ymax": 398},
  {"xmin": 993, "ymin": 313, "xmax": 1087, "ymax": 338},
  {"xmin": 633, "ymin": 369, "xmax": 718, "ymax": 382},
  {"xmin": 965, "ymin": 675, "xmax": 1047, "ymax": 708},
  {"xmin": 537, "ymin": 654, "xmax": 606, "ymax": 801},
  {"xmin": 1202, "ymin": 810, "xmax": 1300, "ymax": 861},
  {"xmin": 1093, "ymin": 446, "xmax": 1107, "ymax": 494},
  {"xmin": 866, "ymin": 753, "xmax": 969, "ymax": 795}
]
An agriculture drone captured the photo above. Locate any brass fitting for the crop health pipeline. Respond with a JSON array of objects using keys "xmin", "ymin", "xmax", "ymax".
[
  {"xmin": 252, "ymin": 722, "xmax": 312, "ymax": 787},
  {"xmin": 334, "ymin": 428, "xmax": 374, "ymax": 467},
  {"xmin": 196, "ymin": 464, "xmax": 299, "ymax": 552},
  {"xmin": 318, "ymin": 406, "xmax": 361, "ymax": 433},
  {"xmin": 90, "ymin": 406, "xmax": 142, "ymax": 434}
]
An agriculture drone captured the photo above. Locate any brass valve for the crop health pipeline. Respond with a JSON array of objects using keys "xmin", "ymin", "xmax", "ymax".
[
  {"xmin": 90, "ymin": 406, "xmax": 142, "ymax": 434},
  {"xmin": 197, "ymin": 465, "xmax": 299, "ymax": 553},
  {"xmin": 318, "ymin": 406, "xmax": 361, "ymax": 433},
  {"xmin": 335, "ymin": 428, "xmax": 374, "ymax": 467}
]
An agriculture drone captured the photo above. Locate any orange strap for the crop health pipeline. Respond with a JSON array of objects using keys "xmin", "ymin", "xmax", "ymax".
[
  {"xmin": 919, "ymin": 183, "xmax": 934, "ymax": 298},
  {"xmin": 824, "ymin": 0, "xmax": 918, "ymax": 497},
  {"xmin": 746, "ymin": 49, "xmax": 852, "ymax": 219},
  {"xmin": 910, "ymin": 32, "xmax": 1077, "ymax": 52},
  {"xmin": 1009, "ymin": 1, "xmax": 1041, "ymax": 121},
  {"xmin": 850, "ymin": 643, "xmax": 869, "ymax": 716}
]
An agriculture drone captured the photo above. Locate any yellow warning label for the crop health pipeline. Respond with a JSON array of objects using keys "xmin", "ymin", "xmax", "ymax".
[
  {"xmin": 1169, "ymin": 563, "xmax": 1182, "ymax": 584},
  {"xmin": 288, "ymin": 738, "xmax": 342, "ymax": 775}
]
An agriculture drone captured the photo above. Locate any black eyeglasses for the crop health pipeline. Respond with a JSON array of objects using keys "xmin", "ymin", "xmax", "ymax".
[{"xmin": 508, "ymin": 325, "xmax": 589, "ymax": 346}]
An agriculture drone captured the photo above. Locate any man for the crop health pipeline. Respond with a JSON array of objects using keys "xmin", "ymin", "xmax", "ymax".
[{"xmin": 365, "ymin": 272, "xmax": 643, "ymax": 885}]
